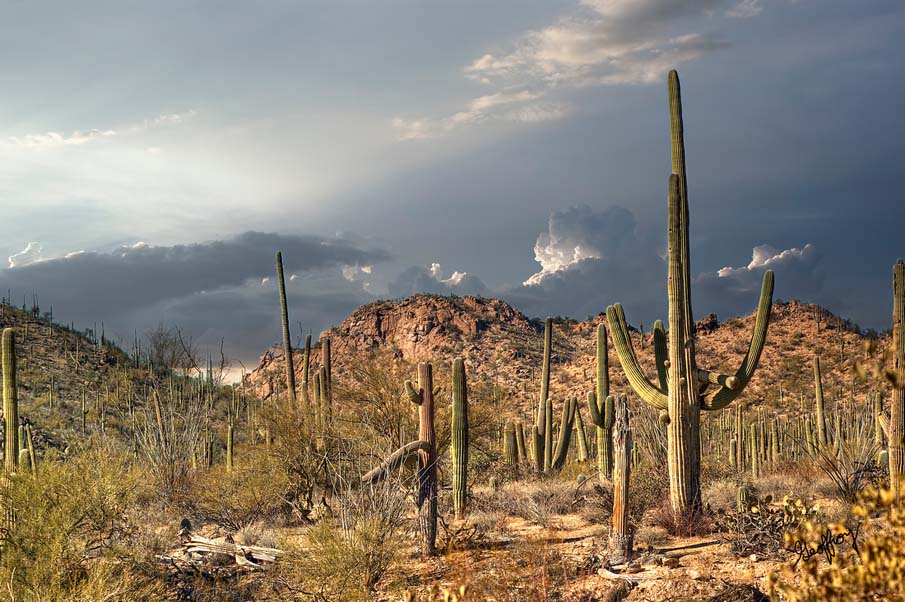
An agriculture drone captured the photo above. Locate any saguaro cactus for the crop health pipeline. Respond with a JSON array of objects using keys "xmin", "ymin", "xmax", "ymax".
[
  {"xmin": 880, "ymin": 260, "xmax": 905, "ymax": 494},
  {"xmin": 3, "ymin": 329, "xmax": 17, "ymax": 474},
  {"xmin": 606, "ymin": 71, "xmax": 774, "ymax": 516},
  {"xmin": 534, "ymin": 318, "xmax": 553, "ymax": 473},
  {"xmin": 503, "ymin": 422, "xmax": 519, "ymax": 481},
  {"xmin": 814, "ymin": 355, "xmax": 828, "ymax": 447},
  {"xmin": 275, "ymin": 251, "xmax": 297, "ymax": 403},
  {"xmin": 608, "ymin": 394, "xmax": 632, "ymax": 564},
  {"xmin": 588, "ymin": 324, "xmax": 614, "ymax": 483},
  {"xmin": 551, "ymin": 397, "xmax": 577, "ymax": 471},
  {"xmin": 405, "ymin": 363, "xmax": 438, "ymax": 556},
  {"xmin": 450, "ymin": 357, "xmax": 469, "ymax": 519}
]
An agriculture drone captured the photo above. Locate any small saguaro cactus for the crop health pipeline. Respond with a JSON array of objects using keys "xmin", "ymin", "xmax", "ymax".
[
  {"xmin": 3, "ymin": 329, "xmax": 18, "ymax": 474},
  {"xmin": 275, "ymin": 251, "xmax": 297, "ymax": 403},
  {"xmin": 450, "ymin": 357, "xmax": 469, "ymax": 519},
  {"xmin": 587, "ymin": 324, "xmax": 615, "ymax": 483},
  {"xmin": 606, "ymin": 70, "xmax": 774, "ymax": 516},
  {"xmin": 302, "ymin": 334, "xmax": 312, "ymax": 409},
  {"xmin": 503, "ymin": 421, "xmax": 519, "ymax": 481},
  {"xmin": 814, "ymin": 355, "xmax": 828, "ymax": 447},
  {"xmin": 879, "ymin": 259, "xmax": 905, "ymax": 495},
  {"xmin": 405, "ymin": 363, "xmax": 438, "ymax": 556},
  {"xmin": 550, "ymin": 397, "xmax": 577, "ymax": 471}
]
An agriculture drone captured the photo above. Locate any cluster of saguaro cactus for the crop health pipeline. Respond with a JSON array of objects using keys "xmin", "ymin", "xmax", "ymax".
[
  {"xmin": 450, "ymin": 357, "xmax": 469, "ymax": 519},
  {"xmin": 607, "ymin": 70, "xmax": 775, "ymax": 516}
]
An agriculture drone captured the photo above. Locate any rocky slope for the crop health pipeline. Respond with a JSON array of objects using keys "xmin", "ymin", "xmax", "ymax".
[{"xmin": 246, "ymin": 294, "xmax": 884, "ymax": 420}]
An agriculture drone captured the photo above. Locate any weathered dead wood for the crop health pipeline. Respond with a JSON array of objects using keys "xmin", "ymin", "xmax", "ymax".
[{"xmin": 361, "ymin": 440, "xmax": 430, "ymax": 484}]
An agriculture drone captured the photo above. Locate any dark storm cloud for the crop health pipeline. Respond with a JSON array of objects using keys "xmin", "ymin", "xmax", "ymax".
[
  {"xmin": 0, "ymin": 231, "xmax": 389, "ymax": 319},
  {"xmin": 0, "ymin": 232, "xmax": 390, "ymax": 364}
]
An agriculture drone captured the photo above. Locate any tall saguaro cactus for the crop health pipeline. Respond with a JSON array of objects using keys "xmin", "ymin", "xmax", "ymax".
[
  {"xmin": 450, "ymin": 357, "xmax": 469, "ymax": 519},
  {"xmin": 880, "ymin": 260, "xmax": 905, "ymax": 494},
  {"xmin": 606, "ymin": 70, "xmax": 774, "ymax": 516},
  {"xmin": 275, "ymin": 251, "xmax": 296, "ymax": 403},
  {"xmin": 534, "ymin": 318, "xmax": 553, "ymax": 473},
  {"xmin": 405, "ymin": 363, "xmax": 438, "ymax": 556},
  {"xmin": 2, "ymin": 329, "xmax": 17, "ymax": 474}
]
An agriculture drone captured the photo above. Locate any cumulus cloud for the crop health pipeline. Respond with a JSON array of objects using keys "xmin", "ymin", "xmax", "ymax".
[
  {"xmin": 504, "ymin": 205, "xmax": 824, "ymax": 324},
  {"xmin": 696, "ymin": 243, "xmax": 825, "ymax": 317},
  {"xmin": 395, "ymin": 0, "xmax": 752, "ymax": 139},
  {"xmin": 388, "ymin": 262, "xmax": 488, "ymax": 297},
  {"xmin": 8, "ymin": 242, "xmax": 45, "ymax": 268}
]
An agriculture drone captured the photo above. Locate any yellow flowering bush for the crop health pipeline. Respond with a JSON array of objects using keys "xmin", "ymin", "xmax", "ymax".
[{"xmin": 769, "ymin": 484, "xmax": 905, "ymax": 601}]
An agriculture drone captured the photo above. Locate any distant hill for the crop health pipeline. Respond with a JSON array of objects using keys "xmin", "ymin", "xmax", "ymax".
[{"xmin": 246, "ymin": 294, "xmax": 884, "ymax": 420}]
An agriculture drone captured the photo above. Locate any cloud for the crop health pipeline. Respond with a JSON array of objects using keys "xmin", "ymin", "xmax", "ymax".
[
  {"xmin": 695, "ymin": 243, "xmax": 825, "ymax": 316},
  {"xmin": 393, "ymin": 92, "xmax": 568, "ymax": 140},
  {"xmin": 506, "ymin": 205, "xmax": 664, "ymax": 319},
  {"xmin": 8, "ymin": 242, "xmax": 44, "ymax": 268},
  {"xmin": 396, "ymin": 0, "xmax": 754, "ymax": 139},
  {"xmin": 726, "ymin": 0, "xmax": 762, "ymax": 18},
  {"xmin": 388, "ymin": 262, "xmax": 488, "ymax": 297},
  {"xmin": 0, "ymin": 231, "xmax": 390, "ymax": 362},
  {"xmin": 503, "ymin": 205, "xmax": 823, "ymax": 324},
  {"xmin": 4, "ymin": 109, "xmax": 197, "ymax": 151}
]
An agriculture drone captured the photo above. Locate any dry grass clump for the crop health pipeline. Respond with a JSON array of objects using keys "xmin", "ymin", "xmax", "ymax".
[
  {"xmin": 703, "ymin": 477, "xmax": 747, "ymax": 512},
  {"xmin": 483, "ymin": 479, "xmax": 581, "ymax": 527},
  {"xmin": 181, "ymin": 447, "xmax": 291, "ymax": 530},
  {"xmin": 269, "ymin": 476, "xmax": 410, "ymax": 602}
]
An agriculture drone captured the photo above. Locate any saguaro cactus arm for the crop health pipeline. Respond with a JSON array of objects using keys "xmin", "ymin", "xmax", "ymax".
[
  {"xmin": 702, "ymin": 270, "xmax": 774, "ymax": 411},
  {"xmin": 405, "ymin": 380, "xmax": 422, "ymax": 405},
  {"xmin": 653, "ymin": 320, "xmax": 668, "ymax": 391},
  {"xmin": 606, "ymin": 304, "xmax": 668, "ymax": 409}
]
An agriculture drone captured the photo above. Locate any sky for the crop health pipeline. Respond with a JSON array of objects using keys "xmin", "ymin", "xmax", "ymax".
[{"xmin": 1, "ymin": 0, "xmax": 903, "ymax": 371}]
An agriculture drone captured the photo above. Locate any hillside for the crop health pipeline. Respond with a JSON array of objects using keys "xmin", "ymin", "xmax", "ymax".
[{"xmin": 246, "ymin": 294, "xmax": 882, "ymax": 420}]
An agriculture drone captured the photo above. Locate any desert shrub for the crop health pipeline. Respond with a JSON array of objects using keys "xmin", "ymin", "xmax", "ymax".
[
  {"xmin": 811, "ymin": 421, "xmax": 884, "ymax": 504},
  {"xmin": 271, "ymin": 476, "xmax": 409, "ymax": 601},
  {"xmin": 717, "ymin": 495, "xmax": 817, "ymax": 559},
  {"xmin": 703, "ymin": 477, "xmax": 746, "ymax": 512},
  {"xmin": 634, "ymin": 525, "xmax": 670, "ymax": 548},
  {"xmin": 628, "ymin": 462, "xmax": 669, "ymax": 530},
  {"xmin": 770, "ymin": 483, "xmax": 905, "ymax": 601},
  {"xmin": 182, "ymin": 447, "xmax": 291, "ymax": 530},
  {"xmin": 489, "ymin": 479, "xmax": 580, "ymax": 527},
  {"xmin": 133, "ymin": 381, "xmax": 207, "ymax": 499},
  {"xmin": 0, "ymin": 448, "xmax": 164, "ymax": 600}
]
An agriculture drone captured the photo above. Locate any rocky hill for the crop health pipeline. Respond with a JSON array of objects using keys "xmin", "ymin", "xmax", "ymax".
[{"xmin": 246, "ymin": 294, "xmax": 884, "ymax": 420}]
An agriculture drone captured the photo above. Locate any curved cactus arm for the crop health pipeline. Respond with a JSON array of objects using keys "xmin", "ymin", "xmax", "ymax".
[
  {"xmin": 697, "ymin": 370, "xmax": 739, "ymax": 390},
  {"xmin": 652, "ymin": 320, "xmax": 668, "ymax": 391},
  {"xmin": 703, "ymin": 270, "xmax": 774, "ymax": 411},
  {"xmin": 879, "ymin": 413, "xmax": 890, "ymax": 440},
  {"xmin": 587, "ymin": 390, "xmax": 603, "ymax": 427},
  {"xmin": 405, "ymin": 380, "xmax": 422, "ymax": 405},
  {"xmin": 551, "ymin": 397, "xmax": 577, "ymax": 470},
  {"xmin": 606, "ymin": 304, "xmax": 668, "ymax": 409}
]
